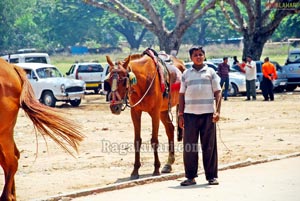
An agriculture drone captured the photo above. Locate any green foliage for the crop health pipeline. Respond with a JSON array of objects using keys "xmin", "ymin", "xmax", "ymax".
[
  {"xmin": 0, "ymin": 0, "xmax": 38, "ymax": 52},
  {"xmin": 0, "ymin": 0, "xmax": 299, "ymax": 54},
  {"xmin": 272, "ymin": 14, "xmax": 300, "ymax": 41},
  {"xmin": 183, "ymin": 6, "xmax": 242, "ymax": 45}
]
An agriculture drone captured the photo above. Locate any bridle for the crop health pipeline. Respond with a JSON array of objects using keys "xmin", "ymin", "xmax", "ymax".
[
  {"xmin": 108, "ymin": 62, "xmax": 158, "ymax": 114},
  {"xmin": 108, "ymin": 64, "xmax": 129, "ymax": 114}
]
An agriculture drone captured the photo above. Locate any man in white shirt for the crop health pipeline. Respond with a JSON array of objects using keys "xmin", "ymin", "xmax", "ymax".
[
  {"xmin": 178, "ymin": 46, "xmax": 222, "ymax": 186},
  {"xmin": 244, "ymin": 55, "xmax": 257, "ymax": 101}
]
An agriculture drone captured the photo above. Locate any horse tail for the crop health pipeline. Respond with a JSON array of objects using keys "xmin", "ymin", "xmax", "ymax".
[{"xmin": 13, "ymin": 65, "xmax": 84, "ymax": 156}]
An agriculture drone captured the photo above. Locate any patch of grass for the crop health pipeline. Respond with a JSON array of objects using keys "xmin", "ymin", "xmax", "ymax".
[
  {"xmin": 51, "ymin": 43, "xmax": 290, "ymax": 73},
  {"xmin": 178, "ymin": 43, "xmax": 288, "ymax": 65}
]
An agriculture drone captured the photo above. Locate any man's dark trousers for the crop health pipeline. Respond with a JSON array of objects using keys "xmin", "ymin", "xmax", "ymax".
[{"xmin": 183, "ymin": 113, "xmax": 218, "ymax": 180}]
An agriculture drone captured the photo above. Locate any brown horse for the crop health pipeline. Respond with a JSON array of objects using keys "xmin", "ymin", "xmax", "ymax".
[
  {"xmin": 106, "ymin": 49, "xmax": 185, "ymax": 179},
  {"xmin": 0, "ymin": 58, "xmax": 84, "ymax": 201}
]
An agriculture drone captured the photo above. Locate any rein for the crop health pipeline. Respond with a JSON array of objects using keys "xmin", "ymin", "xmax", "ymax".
[
  {"xmin": 127, "ymin": 70, "xmax": 157, "ymax": 108},
  {"xmin": 110, "ymin": 62, "xmax": 158, "ymax": 110}
]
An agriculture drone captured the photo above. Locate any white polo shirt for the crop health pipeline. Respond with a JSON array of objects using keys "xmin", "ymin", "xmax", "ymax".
[
  {"xmin": 180, "ymin": 65, "xmax": 221, "ymax": 115},
  {"xmin": 245, "ymin": 60, "xmax": 257, "ymax": 80}
]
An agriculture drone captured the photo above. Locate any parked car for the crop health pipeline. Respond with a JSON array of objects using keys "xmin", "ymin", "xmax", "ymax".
[
  {"xmin": 66, "ymin": 62, "xmax": 106, "ymax": 94},
  {"xmin": 101, "ymin": 63, "xmax": 110, "ymax": 94},
  {"xmin": 282, "ymin": 48, "xmax": 300, "ymax": 91},
  {"xmin": 232, "ymin": 60, "xmax": 288, "ymax": 92},
  {"xmin": 1, "ymin": 52, "xmax": 50, "ymax": 64},
  {"xmin": 17, "ymin": 63, "xmax": 85, "ymax": 107},
  {"xmin": 207, "ymin": 57, "xmax": 234, "ymax": 67},
  {"xmin": 184, "ymin": 61, "xmax": 250, "ymax": 96}
]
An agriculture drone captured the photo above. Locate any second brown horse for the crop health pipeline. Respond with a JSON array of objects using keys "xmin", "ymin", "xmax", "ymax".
[
  {"xmin": 0, "ymin": 58, "xmax": 84, "ymax": 201},
  {"xmin": 106, "ymin": 49, "xmax": 185, "ymax": 179}
]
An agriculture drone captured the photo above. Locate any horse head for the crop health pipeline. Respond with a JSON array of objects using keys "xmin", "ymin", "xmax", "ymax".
[{"xmin": 105, "ymin": 55, "xmax": 131, "ymax": 115}]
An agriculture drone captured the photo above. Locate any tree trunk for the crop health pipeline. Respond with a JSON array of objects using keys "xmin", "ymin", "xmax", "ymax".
[
  {"xmin": 242, "ymin": 32, "xmax": 270, "ymax": 61},
  {"xmin": 156, "ymin": 32, "xmax": 183, "ymax": 55},
  {"xmin": 220, "ymin": 0, "xmax": 297, "ymax": 61},
  {"xmin": 113, "ymin": 22, "xmax": 147, "ymax": 51},
  {"xmin": 197, "ymin": 21, "xmax": 208, "ymax": 45},
  {"xmin": 125, "ymin": 28, "xmax": 147, "ymax": 50},
  {"xmin": 84, "ymin": 1, "xmax": 218, "ymax": 55}
]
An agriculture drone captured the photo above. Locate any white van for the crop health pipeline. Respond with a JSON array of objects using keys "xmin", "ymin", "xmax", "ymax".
[{"xmin": 1, "ymin": 52, "xmax": 50, "ymax": 64}]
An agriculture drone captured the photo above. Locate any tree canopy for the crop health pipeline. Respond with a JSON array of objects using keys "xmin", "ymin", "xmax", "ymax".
[
  {"xmin": 84, "ymin": 0, "xmax": 218, "ymax": 54},
  {"xmin": 220, "ymin": 0, "xmax": 299, "ymax": 60},
  {"xmin": 0, "ymin": 0, "xmax": 299, "ymax": 58}
]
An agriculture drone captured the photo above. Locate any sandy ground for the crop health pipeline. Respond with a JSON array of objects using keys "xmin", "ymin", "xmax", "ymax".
[{"xmin": 1, "ymin": 89, "xmax": 300, "ymax": 201}]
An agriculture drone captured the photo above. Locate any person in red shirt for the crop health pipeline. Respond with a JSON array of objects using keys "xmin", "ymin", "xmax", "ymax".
[
  {"xmin": 238, "ymin": 58, "xmax": 247, "ymax": 73},
  {"xmin": 262, "ymin": 57, "xmax": 277, "ymax": 101}
]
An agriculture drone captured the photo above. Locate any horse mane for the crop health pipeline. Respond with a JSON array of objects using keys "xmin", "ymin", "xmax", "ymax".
[
  {"xmin": 127, "ymin": 53, "xmax": 143, "ymax": 61},
  {"xmin": 125, "ymin": 47, "xmax": 159, "ymax": 63}
]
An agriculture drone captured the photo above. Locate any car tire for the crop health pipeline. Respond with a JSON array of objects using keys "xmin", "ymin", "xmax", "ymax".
[
  {"xmin": 274, "ymin": 86, "xmax": 284, "ymax": 93},
  {"xmin": 285, "ymin": 84, "xmax": 297, "ymax": 92},
  {"xmin": 70, "ymin": 99, "xmax": 81, "ymax": 107},
  {"xmin": 41, "ymin": 91, "xmax": 56, "ymax": 107},
  {"xmin": 228, "ymin": 83, "xmax": 238, "ymax": 96},
  {"xmin": 94, "ymin": 85, "xmax": 102, "ymax": 94},
  {"xmin": 94, "ymin": 88, "xmax": 100, "ymax": 94}
]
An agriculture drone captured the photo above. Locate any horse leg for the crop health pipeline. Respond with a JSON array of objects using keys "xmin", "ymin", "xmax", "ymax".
[
  {"xmin": 160, "ymin": 110, "xmax": 175, "ymax": 173},
  {"xmin": 176, "ymin": 105, "xmax": 183, "ymax": 141},
  {"xmin": 0, "ymin": 140, "xmax": 20, "ymax": 201},
  {"xmin": 130, "ymin": 109, "xmax": 142, "ymax": 180},
  {"xmin": 149, "ymin": 111, "xmax": 161, "ymax": 176},
  {"xmin": 12, "ymin": 143, "xmax": 20, "ymax": 198}
]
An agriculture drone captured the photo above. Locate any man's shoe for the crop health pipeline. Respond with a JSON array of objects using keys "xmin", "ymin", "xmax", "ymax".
[
  {"xmin": 180, "ymin": 179, "xmax": 196, "ymax": 186},
  {"xmin": 208, "ymin": 178, "xmax": 219, "ymax": 185}
]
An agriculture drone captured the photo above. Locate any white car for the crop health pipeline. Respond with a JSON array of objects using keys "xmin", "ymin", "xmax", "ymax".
[
  {"xmin": 17, "ymin": 63, "xmax": 85, "ymax": 107},
  {"xmin": 184, "ymin": 61, "xmax": 248, "ymax": 96},
  {"xmin": 66, "ymin": 62, "xmax": 106, "ymax": 94},
  {"xmin": 1, "ymin": 52, "xmax": 50, "ymax": 64},
  {"xmin": 227, "ymin": 69, "xmax": 247, "ymax": 96}
]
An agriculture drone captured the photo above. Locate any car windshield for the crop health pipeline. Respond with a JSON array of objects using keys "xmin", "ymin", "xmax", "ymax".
[
  {"xmin": 36, "ymin": 67, "xmax": 62, "ymax": 78},
  {"xmin": 24, "ymin": 56, "xmax": 48, "ymax": 64},
  {"xmin": 78, "ymin": 64, "xmax": 103, "ymax": 72},
  {"xmin": 288, "ymin": 52, "xmax": 300, "ymax": 63}
]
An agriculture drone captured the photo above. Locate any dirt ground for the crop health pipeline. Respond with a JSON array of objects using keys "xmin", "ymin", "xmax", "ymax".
[{"xmin": 1, "ymin": 89, "xmax": 300, "ymax": 201}]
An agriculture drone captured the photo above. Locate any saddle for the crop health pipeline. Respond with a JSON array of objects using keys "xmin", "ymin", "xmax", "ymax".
[{"xmin": 143, "ymin": 48, "xmax": 181, "ymax": 97}]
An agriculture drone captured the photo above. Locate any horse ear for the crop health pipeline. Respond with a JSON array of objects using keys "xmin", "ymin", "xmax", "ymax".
[
  {"xmin": 106, "ymin": 56, "xmax": 114, "ymax": 66},
  {"xmin": 123, "ymin": 55, "xmax": 131, "ymax": 68}
]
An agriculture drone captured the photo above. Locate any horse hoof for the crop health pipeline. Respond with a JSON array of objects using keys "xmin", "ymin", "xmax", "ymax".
[
  {"xmin": 152, "ymin": 171, "xmax": 160, "ymax": 176},
  {"xmin": 161, "ymin": 164, "xmax": 172, "ymax": 173},
  {"xmin": 130, "ymin": 174, "xmax": 139, "ymax": 180}
]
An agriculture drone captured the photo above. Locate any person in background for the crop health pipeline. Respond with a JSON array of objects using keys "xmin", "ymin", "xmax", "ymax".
[
  {"xmin": 233, "ymin": 56, "xmax": 239, "ymax": 65},
  {"xmin": 218, "ymin": 57, "xmax": 230, "ymax": 101},
  {"xmin": 178, "ymin": 46, "xmax": 222, "ymax": 186},
  {"xmin": 238, "ymin": 58, "xmax": 247, "ymax": 72},
  {"xmin": 261, "ymin": 57, "xmax": 277, "ymax": 101},
  {"xmin": 243, "ymin": 55, "xmax": 257, "ymax": 101}
]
